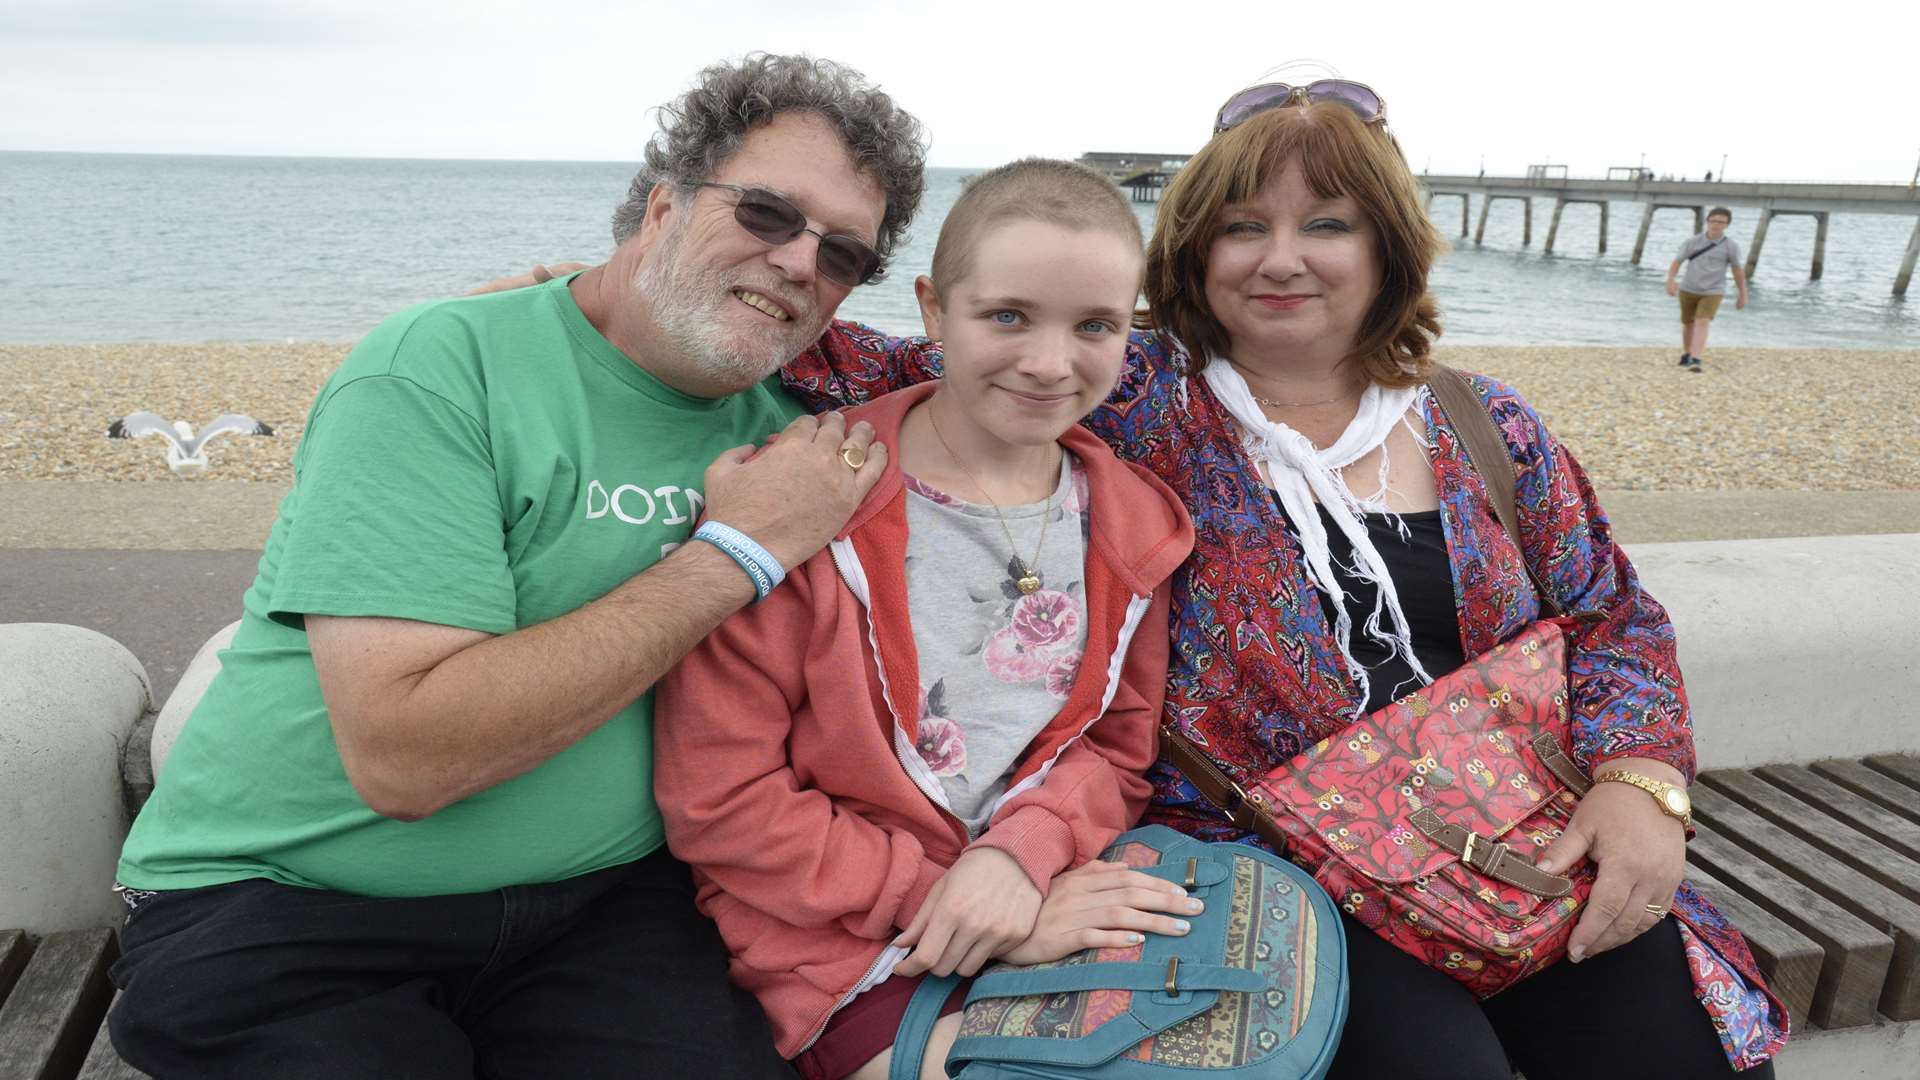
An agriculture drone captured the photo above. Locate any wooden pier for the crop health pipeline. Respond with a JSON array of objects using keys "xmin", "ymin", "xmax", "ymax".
[
  {"xmin": 1419, "ymin": 173, "xmax": 1920, "ymax": 297},
  {"xmin": 1077, "ymin": 151, "xmax": 1190, "ymax": 202}
]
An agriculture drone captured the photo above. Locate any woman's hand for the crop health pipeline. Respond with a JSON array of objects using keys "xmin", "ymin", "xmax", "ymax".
[
  {"xmin": 1537, "ymin": 756, "xmax": 1688, "ymax": 962},
  {"xmin": 893, "ymin": 848, "xmax": 1042, "ymax": 978},
  {"xmin": 999, "ymin": 860, "xmax": 1202, "ymax": 967},
  {"xmin": 464, "ymin": 262, "xmax": 589, "ymax": 296}
]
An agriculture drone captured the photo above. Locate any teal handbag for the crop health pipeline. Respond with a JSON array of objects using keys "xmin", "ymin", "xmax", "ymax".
[{"xmin": 890, "ymin": 825, "xmax": 1348, "ymax": 1079}]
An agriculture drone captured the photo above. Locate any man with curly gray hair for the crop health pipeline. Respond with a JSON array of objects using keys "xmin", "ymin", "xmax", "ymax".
[{"xmin": 109, "ymin": 54, "xmax": 926, "ymax": 1078}]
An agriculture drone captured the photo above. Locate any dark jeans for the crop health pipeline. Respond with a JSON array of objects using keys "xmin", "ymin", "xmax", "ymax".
[
  {"xmin": 1326, "ymin": 914, "xmax": 1777, "ymax": 1080},
  {"xmin": 109, "ymin": 850, "xmax": 793, "ymax": 1079}
]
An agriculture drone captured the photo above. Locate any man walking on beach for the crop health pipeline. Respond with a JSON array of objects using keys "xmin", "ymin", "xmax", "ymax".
[
  {"xmin": 107, "ymin": 53, "xmax": 925, "ymax": 1078},
  {"xmin": 1666, "ymin": 206, "xmax": 1748, "ymax": 371}
]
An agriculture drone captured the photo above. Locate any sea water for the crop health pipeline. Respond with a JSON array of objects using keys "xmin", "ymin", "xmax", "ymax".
[{"xmin": 2, "ymin": 151, "xmax": 1915, "ymax": 349}]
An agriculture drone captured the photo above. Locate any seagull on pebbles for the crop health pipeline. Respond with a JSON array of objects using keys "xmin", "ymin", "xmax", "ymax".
[{"xmin": 106, "ymin": 412, "xmax": 276, "ymax": 477}]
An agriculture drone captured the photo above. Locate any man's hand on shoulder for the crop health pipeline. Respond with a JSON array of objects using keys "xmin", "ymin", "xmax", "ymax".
[
  {"xmin": 465, "ymin": 262, "xmax": 590, "ymax": 296},
  {"xmin": 702, "ymin": 412, "xmax": 887, "ymax": 570}
]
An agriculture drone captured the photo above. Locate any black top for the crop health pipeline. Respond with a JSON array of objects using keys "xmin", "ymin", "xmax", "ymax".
[{"xmin": 1312, "ymin": 505, "xmax": 1466, "ymax": 714}]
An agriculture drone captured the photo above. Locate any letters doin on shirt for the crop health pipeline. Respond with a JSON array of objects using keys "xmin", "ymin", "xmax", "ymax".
[{"xmin": 584, "ymin": 480, "xmax": 705, "ymax": 527}]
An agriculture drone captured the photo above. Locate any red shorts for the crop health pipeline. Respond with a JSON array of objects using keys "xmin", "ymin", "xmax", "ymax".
[{"xmin": 793, "ymin": 973, "xmax": 969, "ymax": 1080}]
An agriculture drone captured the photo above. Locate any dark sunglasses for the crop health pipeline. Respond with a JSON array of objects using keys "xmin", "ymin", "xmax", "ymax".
[
  {"xmin": 694, "ymin": 182, "xmax": 883, "ymax": 287},
  {"xmin": 1213, "ymin": 79, "xmax": 1387, "ymax": 134}
]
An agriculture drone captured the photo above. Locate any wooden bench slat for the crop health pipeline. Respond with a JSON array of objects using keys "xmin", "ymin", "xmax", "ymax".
[
  {"xmin": 75, "ymin": 994, "xmax": 148, "ymax": 1080},
  {"xmin": 1684, "ymin": 866, "xmax": 1821, "ymax": 1031},
  {"xmin": 0, "ymin": 931, "xmax": 30, "ymax": 1006},
  {"xmin": 1702, "ymin": 770, "xmax": 1920, "ymax": 904},
  {"xmin": 1864, "ymin": 754, "xmax": 1920, "ymax": 795},
  {"xmin": 1685, "ymin": 823, "xmax": 1892, "ymax": 1028},
  {"xmin": 1691, "ymin": 784, "xmax": 1920, "ymax": 1021},
  {"xmin": 1756, "ymin": 764, "xmax": 1920, "ymax": 864},
  {"xmin": 1817, "ymin": 759, "xmax": 1920, "ymax": 828},
  {"xmin": 0, "ymin": 929, "xmax": 118, "ymax": 1080}
]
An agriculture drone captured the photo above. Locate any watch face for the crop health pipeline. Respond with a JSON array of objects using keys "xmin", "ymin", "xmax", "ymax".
[{"xmin": 1664, "ymin": 788, "xmax": 1691, "ymax": 815}]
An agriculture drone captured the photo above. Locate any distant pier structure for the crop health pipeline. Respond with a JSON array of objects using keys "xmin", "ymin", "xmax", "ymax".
[
  {"xmin": 1078, "ymin": 151, "xmax": 1191, "ymax": 202},
  {"xmin": 1420, "ymin": 168, "xmax": 1920, "ymax": 297}
]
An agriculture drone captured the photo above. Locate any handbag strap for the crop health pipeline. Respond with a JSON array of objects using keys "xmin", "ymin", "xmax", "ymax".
[
  {"xmin": 1158, "ymin": 725, "xmax": 1292, "ymax": 854},
  {"xmin": 1424, "ymin": 364, "xmax": 1558, "ymax": 616},
  {"xmin": 890, "ymin": 974, "xmax": 963, "ymax": 1080},
  {"xmin": 970, "ymin": 960, "xmax": 1265, "ymax": 1000}
]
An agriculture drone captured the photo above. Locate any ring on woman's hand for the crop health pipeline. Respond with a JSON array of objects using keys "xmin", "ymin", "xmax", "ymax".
[
  {"xmin": 1644, "ymin": 902, "xmax": 1669, "ymax": 917},
  {"xmin": 839, "ymin": 444, "xmax": 867, "ymax": 470}
]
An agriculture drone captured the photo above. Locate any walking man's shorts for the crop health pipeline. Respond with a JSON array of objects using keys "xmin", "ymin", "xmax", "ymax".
[{"xmin": 1678, "ymin": 290, "xmax": 1724, "ymax": 322}]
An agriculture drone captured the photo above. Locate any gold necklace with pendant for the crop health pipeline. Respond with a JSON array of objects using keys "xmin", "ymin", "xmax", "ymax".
[{"xmin": 926, "ymin": 408, "xmax": 1054, "ymax": 595}]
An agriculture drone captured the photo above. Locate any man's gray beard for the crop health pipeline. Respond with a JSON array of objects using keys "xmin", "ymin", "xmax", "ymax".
[{"xmin": 634, "ymin": 221, "xmax": 824, "ymax": 392}]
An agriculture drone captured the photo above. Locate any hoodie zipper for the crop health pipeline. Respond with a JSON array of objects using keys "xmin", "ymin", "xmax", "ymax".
[{"xmin": 795, "ymin": 941, "xmax": 910, "ymax": 1053}]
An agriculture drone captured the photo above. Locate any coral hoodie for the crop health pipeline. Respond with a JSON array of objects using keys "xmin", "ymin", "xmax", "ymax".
[{"xmin": 656, "ymin": 381, "xmax": 1194, "ymax": 1056}]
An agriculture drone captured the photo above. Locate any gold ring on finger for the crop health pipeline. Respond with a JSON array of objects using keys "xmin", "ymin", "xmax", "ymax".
[
  {"xmin": 839, "ymin": 444, "xmax": 867, "ymax": 470},
  {"xmin": 1644, "ymin": 903, "xmax": 1668, "ymax": 917}
]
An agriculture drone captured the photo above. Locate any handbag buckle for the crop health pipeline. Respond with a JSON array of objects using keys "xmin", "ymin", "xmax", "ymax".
[
  {"xmin": 1183, "ymin": 857, "xmax": 1199, "ymax": 889},
  {"xmin": 1460, "ymin": 831, "xmax": 1511, "ymax": 877},
  {"xmin": 1164, "ymin": 956, "xmax": 1180, "ymax": 995},
  {"xmin": 1220, "ymin": 779, "xmax": 1262, "ymax": 829}
]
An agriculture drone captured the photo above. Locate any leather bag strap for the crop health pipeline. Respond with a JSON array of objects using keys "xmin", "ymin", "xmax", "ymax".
[
  {"xmin": 1159, "ymin": 726, "xmax": 1292, "ymax": 854},
  {"xmin": 890, "ymin": 974, "xmax": 963, "ymax": 1080},
  {"xmin": 1406, "ymin": 808, "xmax": 1576, "ymax": 898},
  {"xmin": 1425, "ymin": 365, "xmax": 1558, "ymax": 616},
  {"xmin": 970, "ymin": 960, "xmax": 1266, "ymax": 1000}
]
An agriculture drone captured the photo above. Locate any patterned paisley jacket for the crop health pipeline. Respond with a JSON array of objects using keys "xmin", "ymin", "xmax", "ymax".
[{"xmin": 783, "ymin": 323, "xmax": 1788, "ymax": 1070}]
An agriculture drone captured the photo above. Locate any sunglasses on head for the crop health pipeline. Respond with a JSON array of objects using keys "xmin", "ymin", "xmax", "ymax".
[
  {"xmin": 1213, "ymin": 79, "xmax": 1387, "ymax": 134},
  {"xmin": 694, "ymin": 182, "xmax": 883, "ymax": 287}
]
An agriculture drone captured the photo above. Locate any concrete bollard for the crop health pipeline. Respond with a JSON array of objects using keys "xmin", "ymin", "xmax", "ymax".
[
  {"xmin": 151, "ymin": 619, "xmax": 240, "ymax": 779},
  {"xmin": 1628, "ymin": 533, "xmax": 1920, "ymax": 771},
  {"xmin": 0, "ymin": 623, "xmax": 149, "ymax": 934}
]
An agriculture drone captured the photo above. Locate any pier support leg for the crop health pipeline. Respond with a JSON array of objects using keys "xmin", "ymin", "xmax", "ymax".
[
  {"xmin": 1522, "ymin": 198, "xmax": 1532, "ymax": 246},
  {"xmin": 1693, "ymin": 207, "xmax": 1704, "ymax": 233},
  {"xmin": 1475, "ymin": 195, "xmax": 1492, "ymax": 245},
  {"xmin": 1545, "ymin": 198, "xmax": 1566, "ymax": 254},
  {"xmin": 1811, "ymin": 212, "xmax": 1829, "ymax": 281},
  {"xmin": 1632, "ymin": 202, "xmax": 1655, "ymax": 264},
  {"xmin": 1598, "ymin": 201, "xmax": 1610, "ymax": 255},
  {"xmin": 1459, "ymin": 195, "xmax": 1469, "ymax": 239},
  {"xmin": 1745, "ymin": 209, "xmax": 1773, "ymax": 280},
  {"xmin": 1896, "ymin": 217, "xmax": 1920, "ymax": 298}
]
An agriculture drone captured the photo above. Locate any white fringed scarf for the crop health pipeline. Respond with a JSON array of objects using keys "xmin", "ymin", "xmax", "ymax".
[{"xmin": 1202, "ymin": 356, "xmax": 1434, "ymax": 716}]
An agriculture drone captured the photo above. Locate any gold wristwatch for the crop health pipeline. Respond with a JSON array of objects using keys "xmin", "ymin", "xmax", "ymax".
[{"xmin": 1593, "ymin": 770, "xmax": 1691, "ymax": 827}]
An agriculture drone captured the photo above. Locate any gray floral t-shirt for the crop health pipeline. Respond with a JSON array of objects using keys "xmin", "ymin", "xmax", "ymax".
[{"xmin": 902, "ymin": 453, "xmax": 1091, "ymax": 836}]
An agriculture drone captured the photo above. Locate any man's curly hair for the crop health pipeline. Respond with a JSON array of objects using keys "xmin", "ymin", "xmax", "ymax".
[{"xmin": 610, "ymin": 53, "xmax": 927, "ymax": 275}]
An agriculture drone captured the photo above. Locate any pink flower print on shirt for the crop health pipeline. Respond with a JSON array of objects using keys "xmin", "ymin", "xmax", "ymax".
[
  {"xmin": 914, "ymin": 679, "xmax": 968, "ymax": 776},
  {"xmin": 1011, "ymin": 590, "xmax": 1080, "ymax": 650},
  {"xmin": 1044, "ymin": 653, "xmax": 1081, "ymax": 699},
  {"xmin": 983, "ymin": 628, "xmax": 1055, "ymax": 683},
  {"xmin": 903, "ymin": 474, "xmax": 962, "ymax": 507},
  {"xmin": 915, "ymin": 714, "xmax": 968, "ymax": 776}
]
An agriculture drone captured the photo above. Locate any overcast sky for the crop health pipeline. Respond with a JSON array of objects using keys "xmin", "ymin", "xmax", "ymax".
[{"xmin": 3, "ymin": 0, "xmax": 1914, "ymax": 183}]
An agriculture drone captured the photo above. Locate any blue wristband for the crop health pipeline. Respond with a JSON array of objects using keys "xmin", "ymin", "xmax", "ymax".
[{"xmin": 692, "ymin": 521, "xmax": 785, "ymax": 602}]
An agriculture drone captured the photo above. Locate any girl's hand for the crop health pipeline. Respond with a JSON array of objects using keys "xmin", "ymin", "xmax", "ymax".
[
  {"xmin": 1000, "ymin": 859, "xmax": 1202, "ymax": 966},
  {"xmin": 893, "ymin": 848, "xmax": 1042, "ymax": 978},
  {"xmin": 1537, "ymin": 757, "xmax": 1688, "ymax": 962}
]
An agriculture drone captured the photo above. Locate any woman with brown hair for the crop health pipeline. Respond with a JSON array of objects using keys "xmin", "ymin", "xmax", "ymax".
[{"xmin": 781, "ymin": 81, "xmax": 1787, "ymax": 1077}]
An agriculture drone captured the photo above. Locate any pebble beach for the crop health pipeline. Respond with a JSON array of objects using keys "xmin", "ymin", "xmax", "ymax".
[{"xmin": 3, "ymin": 343, "xmax": 1916, "ymax": 491}]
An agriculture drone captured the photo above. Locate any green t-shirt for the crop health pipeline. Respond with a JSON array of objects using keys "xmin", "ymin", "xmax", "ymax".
[{"xmin": 117, "ymin": 276, "xmax": 804, "ymax": 897}]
